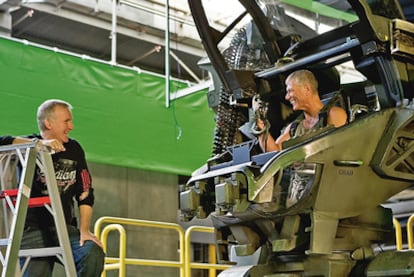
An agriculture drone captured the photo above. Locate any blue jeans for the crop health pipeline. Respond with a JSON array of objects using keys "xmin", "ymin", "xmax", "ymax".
[{"xmin": 20, "ymin": 225, "xmax": 105, "ymax": 277}]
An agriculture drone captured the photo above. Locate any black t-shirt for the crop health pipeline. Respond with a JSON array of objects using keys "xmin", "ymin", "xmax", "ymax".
[{"xmin": 26, "ymin": 136, "xmax": 95, "ymax": 229}]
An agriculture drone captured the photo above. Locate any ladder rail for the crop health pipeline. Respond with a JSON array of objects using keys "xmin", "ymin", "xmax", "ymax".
[
  {"xmin": 0, "ymin": 143, "xmax": 77, "ymax": 277},
  {"xmin": 0, "ymin": 153, "xmax": 17, "ymax": 236},
  {"xmin": 38, "ymin": 150, "xmax": 77, "ymax": 277},
  {"xmin": 1, "ymin": 145, "xmax": 37, "ymax": 277}
]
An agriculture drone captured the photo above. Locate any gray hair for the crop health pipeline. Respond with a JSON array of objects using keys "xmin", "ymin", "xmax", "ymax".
[
  {"xmin": 286, "ymin": 69, "xmax": 318, "ymax": 93},
  {"xmin": 37, "ymin": 99, "xmax": 72, "ymax": 132}
]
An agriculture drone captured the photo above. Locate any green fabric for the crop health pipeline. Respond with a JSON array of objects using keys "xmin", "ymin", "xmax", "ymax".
[
  {"xmin": 281, "ymin": 0, "xmax": 358, "ymax": 23},
  {"xmin": 0, "ymin": 37, "xmax": 215, "ymax": 176}
]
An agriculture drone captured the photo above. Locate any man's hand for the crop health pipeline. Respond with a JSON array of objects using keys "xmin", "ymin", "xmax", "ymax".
[
  {"xmin": 251, "ymin": 95, "xmax": 269, "ymax": 134},
  {"xmin": 80, "ymin": 230, "xmax": 104, "ymax": 249},
  {"xmin": 40, "ymin": 139, "xmax": 66, "ymax": 153}
]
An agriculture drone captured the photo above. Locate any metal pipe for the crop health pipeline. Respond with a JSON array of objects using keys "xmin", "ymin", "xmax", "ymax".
[
  {"xmin": 170, "ymin": 50, "xmax": 201, "ymax": 83},
  {"xmin": 111, "ymin": 0, "xmax": 117, "ymax": 65},
  {"xmin": 127, "ymin": 45, "xmax": 161, "ymax": 66},
  {"xmin": 12, "ymin": 9, "xmax": 34, "ymax": 28},
  {"xmin": 165, "ymin": 0, "xmax": 170, "ymax": 108},
  {"xmin": 120, "ymin": 0, "xmax": 194, "ymax": 27}
]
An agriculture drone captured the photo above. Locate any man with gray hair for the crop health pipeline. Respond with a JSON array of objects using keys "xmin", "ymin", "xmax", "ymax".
[
  {"xmin": 254, "ymin": 69, "xmax": 348, "ymax": 152},
  {"xmin": 20, "ymin": 99, "xmax": 104, "ymax": 277}
]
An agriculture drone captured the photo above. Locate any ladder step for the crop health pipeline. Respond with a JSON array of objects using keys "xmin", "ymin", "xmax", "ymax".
[
  {"xmin": 0, "ymin": 189, "xmax": 19, "ymax": 198},
  {"xmin": 1, "ymin": 189, "xmax": 51, "ymax": 208},
  {"xmin": 26, "ymin": 196, "xmax": 51, "ymax": 208},
  {"xmin": 19, "ymin": 247, "xmax": 63, "ymax": 258},
  {"xmin": 0, "ymin": 239, "xmax": 10, "ymax": 246}
]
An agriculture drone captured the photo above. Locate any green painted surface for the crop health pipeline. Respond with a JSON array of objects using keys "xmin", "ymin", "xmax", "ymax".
[
  {"xmin": 282, "ymin": 0, "xmax": 358, "ymax": 23},
  {"xmin": 0, "ymin": 38, "xmax": 215, "ymax": 175}
]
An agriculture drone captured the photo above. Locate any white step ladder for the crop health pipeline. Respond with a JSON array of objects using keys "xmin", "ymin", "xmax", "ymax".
[{"xmin": 0, "ymin": 142, "xmax": 77, "ymax": 277}]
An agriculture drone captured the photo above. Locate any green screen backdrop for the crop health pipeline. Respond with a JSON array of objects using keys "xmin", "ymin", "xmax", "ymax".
[{"xmin": 0, "ymin": 37, "xmax": 215, "ymax": 176}]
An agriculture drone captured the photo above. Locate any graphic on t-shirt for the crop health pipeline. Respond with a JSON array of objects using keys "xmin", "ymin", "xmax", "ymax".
[{"xmin": 54, "ymin": 158, "xmax": 77, "ymax": 192}]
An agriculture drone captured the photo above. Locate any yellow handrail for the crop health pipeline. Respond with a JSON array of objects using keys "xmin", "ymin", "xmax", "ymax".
[
  {"xmin": 100, "ymin": 224, "xmax": 126, "ymax": 277},
  {"xmin": 407, "ymin": 214, "xmax": 414, "ymax": 250},
  {"xmin": 184, "ymin": 225, "xmax": 232, "ymax": 277},
  {"xmin": 208, "ymin": 244, "xmax": 217, "ymax": 277},
  {"xmin": 94, "ymin": 216, "xmax": 185, "ymax": 277},
  {"xmin": 94, "ymin": 216, "xmax": 234, "ymax": 276},
  {"xmin": 95, "ymin": 215, "xmax": 414, "ymax": 275},
  {"xmin": 393, "ymin": 218, "xmax": 402, "ymax": 251}
]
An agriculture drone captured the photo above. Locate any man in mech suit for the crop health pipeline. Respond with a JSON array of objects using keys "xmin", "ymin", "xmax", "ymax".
[{"xmin": 253, "ymin": 69, "xmax": 348, "ymax": 152}]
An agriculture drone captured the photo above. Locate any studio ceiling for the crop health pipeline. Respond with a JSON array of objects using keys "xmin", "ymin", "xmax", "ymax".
[{"xmin": 0, "ymin": 0, "xmax": 413, "ymax": 83}]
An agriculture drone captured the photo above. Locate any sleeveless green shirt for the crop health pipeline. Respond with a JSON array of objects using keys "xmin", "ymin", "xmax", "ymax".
[{"xmin": 289, "ymin": 104, "xmax": 330, "ymax": 138}]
